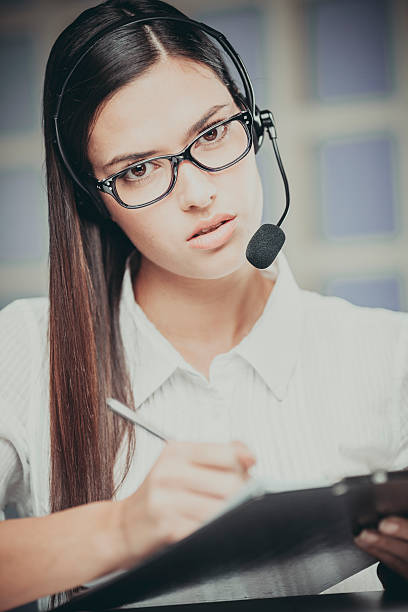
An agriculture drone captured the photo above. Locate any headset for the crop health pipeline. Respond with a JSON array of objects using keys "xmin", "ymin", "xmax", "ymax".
[{"xmin": 53, "ymin": 15, "xmax": 290, "ymax": 268}]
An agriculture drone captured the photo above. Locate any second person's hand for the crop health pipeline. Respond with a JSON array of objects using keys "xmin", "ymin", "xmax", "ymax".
[{"xmin": 355, "ymin": 517, "xmax": 408, "ymax": 586}]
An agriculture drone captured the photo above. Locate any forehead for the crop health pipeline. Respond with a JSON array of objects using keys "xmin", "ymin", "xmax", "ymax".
[{"xmin": 88, "ymin": 57, "xmax": 234, "ymax": 169}]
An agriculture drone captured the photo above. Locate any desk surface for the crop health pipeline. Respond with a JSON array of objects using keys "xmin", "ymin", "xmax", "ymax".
[
  {"xmin": 10, "ymin": 591, "xmax": 408, "ymax": 612},
  {"xmin": 106, "ymin": 592, "xmax": 408, "ymax": 612}
]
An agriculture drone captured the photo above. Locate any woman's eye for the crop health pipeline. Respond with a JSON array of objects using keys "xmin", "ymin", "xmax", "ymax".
[
  {"xmin": 199, "ymin": 124, "xmax": 227, "ymax": 145},
  {"xmin": 130, "ymin": 163, "xmax": 147, "ymax": 177},
  {"xmin": 124, "ymin": 162, "xmax": 152, "ymax": 181},
  {"xmin": 203, "ymin": 127, "xmax": 219, "ymax": 142}
]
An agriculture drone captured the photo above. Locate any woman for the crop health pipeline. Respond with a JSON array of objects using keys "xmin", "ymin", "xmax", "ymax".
[{"xmin": 1, "ymin": 0, "xmax": 408, "ymax": 609}]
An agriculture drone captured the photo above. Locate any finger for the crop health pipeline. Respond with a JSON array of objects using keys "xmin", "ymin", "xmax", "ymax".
[
  {"xmin": 369, "ymin": 549, "xmax": 408, "ymax": 581},
  {"xmin": 165, "ymin": 463, "xmax": 250, "ymax": 499},
  {"xmin": 355, "ymin": 530, "xmax": 408, "ymax": 566},
  {"xmin": 379, "ymin": 517, "xmax": 408, "ymax": 540},
  {"xmin": 231, "ymin": 440, "xmax": 257, "ymax": 471},
  {"xmin": 167, "ymin": 441, "xmax": 255, "ymax": 472},
  {"xmin": 192, "ymin": 441, "xmax": 256, "ymax": 472},
  {"xmin": 355, "ymin": 535, "xmax": 408, "ymax": 581}
]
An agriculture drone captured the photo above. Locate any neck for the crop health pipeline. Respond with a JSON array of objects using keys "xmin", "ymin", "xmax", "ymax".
[{"xmin": 133, "ymin": 257, "xmax": 275, "ymax": 354}]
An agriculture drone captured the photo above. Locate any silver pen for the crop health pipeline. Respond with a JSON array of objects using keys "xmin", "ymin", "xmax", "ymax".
[{"xmin": 106, "ymin": 397, "xmax": 169, "ymax": 442}]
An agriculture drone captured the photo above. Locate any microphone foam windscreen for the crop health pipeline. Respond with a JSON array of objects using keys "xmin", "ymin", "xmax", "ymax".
[{"xmin": 246, "ymin": 224, "xmax": 286, "ymax": 269}]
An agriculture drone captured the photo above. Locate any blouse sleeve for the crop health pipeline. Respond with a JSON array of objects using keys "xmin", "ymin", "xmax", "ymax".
[
  {"xmin": 0, "ymin": 300, "xmax": 35, "ymax": 519},
  {"xmin": 0, "ymin": 437, "xmax": 25, "ymax": 520},
  {"xmin": 390, "ymin": 313, "xmax": 408, "ymax": 471}
]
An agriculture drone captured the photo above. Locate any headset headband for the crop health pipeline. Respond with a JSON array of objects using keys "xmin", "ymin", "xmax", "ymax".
[{"xmin": 54, "ymin": 16, "xmax": 256, "ymax": 121}]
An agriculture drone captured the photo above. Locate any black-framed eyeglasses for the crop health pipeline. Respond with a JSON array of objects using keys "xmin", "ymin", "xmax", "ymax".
[{"xmin": 94, "ymin": 110, "xmax": 253, "ymax": 209}]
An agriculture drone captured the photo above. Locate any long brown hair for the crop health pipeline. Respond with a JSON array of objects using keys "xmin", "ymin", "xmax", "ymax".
[{"xmin": 43, "ymin": 0, "xmax": 240, "ymax": 605}]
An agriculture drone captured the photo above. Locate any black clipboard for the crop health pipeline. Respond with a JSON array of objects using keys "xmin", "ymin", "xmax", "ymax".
[{"xmin": 56, "ymin": 470, "xmax": 408, "ymax": 611}]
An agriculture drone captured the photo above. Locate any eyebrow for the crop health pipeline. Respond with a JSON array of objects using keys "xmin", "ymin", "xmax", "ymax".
[{"xmin": 102, "ymin": 103, "xmax": 230, "ymax": 173}]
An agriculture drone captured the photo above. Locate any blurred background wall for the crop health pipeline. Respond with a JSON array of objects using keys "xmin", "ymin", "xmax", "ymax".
[{"xmin": 0, "ymin": 0, "xmax": 407, "ymax": 314}]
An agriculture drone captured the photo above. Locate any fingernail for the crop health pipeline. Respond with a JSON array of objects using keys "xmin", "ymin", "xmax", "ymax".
[
  {"xmin": 358, "ymin": 530, "xmax": 379, "ymax": 544},
  {"xmin": 379, "ymin": 519, "xmax": 399, "ymax": 534}
]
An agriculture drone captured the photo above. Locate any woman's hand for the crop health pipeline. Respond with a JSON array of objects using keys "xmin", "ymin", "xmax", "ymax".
[
  {"xmin": 115, "ymin": 440, "xmax": 256, "ymax": 568},
  {"xmin": 355, "ymin": 517, "xmax": 408, "ymax": 584}
]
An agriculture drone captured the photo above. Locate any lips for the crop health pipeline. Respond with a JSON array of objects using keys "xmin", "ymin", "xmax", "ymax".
[
  {"xmin": 186, "ymin": 215, "xmax": 238, "ymax": 251},
  {"xmin": 187, "ymin": 214, "xmax": 236, "ymax": 241}
]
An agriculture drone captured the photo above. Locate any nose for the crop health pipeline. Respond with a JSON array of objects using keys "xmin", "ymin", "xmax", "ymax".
[{"xmin": 175, "ymin": 159, "xmax": 216, "ymax": 212}]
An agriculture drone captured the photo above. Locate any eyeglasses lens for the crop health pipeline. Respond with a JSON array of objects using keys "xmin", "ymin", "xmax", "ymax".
[{"xmin": 114, "ymin": 118, "xmax": 249, "ymax": 207}]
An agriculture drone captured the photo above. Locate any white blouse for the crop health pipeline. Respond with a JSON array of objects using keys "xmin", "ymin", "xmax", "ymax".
[{"xmin": 1, "ymin": 252, "xmax": 408, "ymax": 603}]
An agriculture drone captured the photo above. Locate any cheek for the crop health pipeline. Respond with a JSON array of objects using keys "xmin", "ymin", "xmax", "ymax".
[
  {"xmin": 233, "ymin": 148, "xmax": 259, "ymax": 184},
  {"xmin": 101, "ymin": 193, "xmax": 151, "ymax": 238},
  {"xmin": 222, "ymin": 152, "xmax": 263, "ymax": 215},
  {"xmin": 102, "ymin": 195, "xmax": 171, "ymax": 256}
]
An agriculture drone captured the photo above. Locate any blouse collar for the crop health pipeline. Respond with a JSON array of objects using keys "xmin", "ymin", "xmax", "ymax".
[
  {"xmin": 234, "ymin": 253, "xmax": 303, "ymax": 400},
  {"xmin": 119, "ymin": 251, "xmax": 303, "ymax": 406}
]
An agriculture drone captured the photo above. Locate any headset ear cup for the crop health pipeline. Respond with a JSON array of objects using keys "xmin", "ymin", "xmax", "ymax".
[{"xmin": 252, "ymin": 105, "xmax": 265, "ymax": 154}]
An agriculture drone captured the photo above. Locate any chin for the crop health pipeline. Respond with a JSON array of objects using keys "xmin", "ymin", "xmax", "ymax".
[
  {"xmin": 185, "ymin": 221, "xmax": 259, "ymax": 280},
  {"xmin": 183, "ymin": 248, "xmax": 250, "ymax": 281}
]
